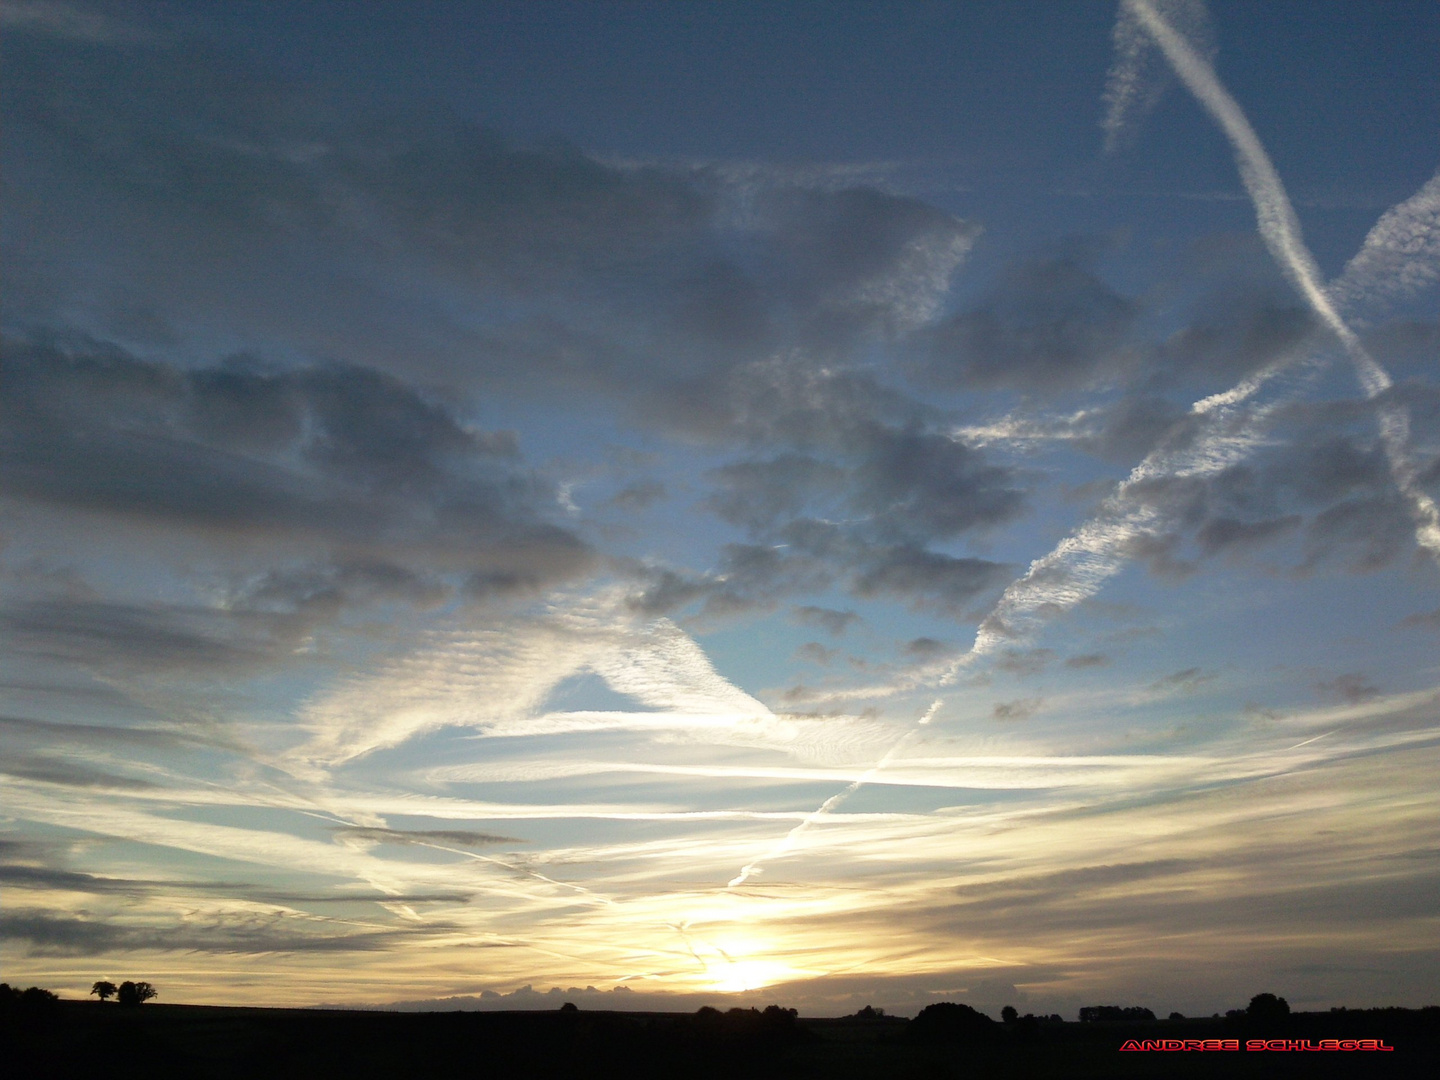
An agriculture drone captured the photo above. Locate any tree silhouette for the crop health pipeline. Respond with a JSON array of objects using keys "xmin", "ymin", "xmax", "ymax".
[
  {"xmin": 91, "ymin": 981, "xmax": 118, "ymax": 1003},
  {"xmin": 1079, "ymin": 1005, "xmax": 1156, "ymax": 1022},
  {"xmin": 1001, "ymin": 1005, "xmax": 1018, "ymax": 1024},
  {"xmin": 0, "ymin": 984, "xmax": 59, "ymax": 1008},
  {"xmin": 908, "ymin": 1002, "xmax": 1001, "ymax": 1043},
  {"xmin": 1246, "ymin": 993, "xmax": 1290, "ymax": 1024},
  {"xmin": 117, "ymin": 981, "xmax": 157, "ymax": 1006}
]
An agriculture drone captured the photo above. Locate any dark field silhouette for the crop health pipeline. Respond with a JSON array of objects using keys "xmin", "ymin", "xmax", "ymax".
[{"xmin": 3, "ymin": 984, "xmax": 1438, "ymax": 1078}]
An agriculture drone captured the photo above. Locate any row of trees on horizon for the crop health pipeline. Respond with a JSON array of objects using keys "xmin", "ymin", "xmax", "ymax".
[
  {"xmin": 89, "ymin": 980, "xmax": 156, "ymax": 1006},
  {"xmin": 8, "ymin": 983, "xmax": 1420, "ymax": 1024}
]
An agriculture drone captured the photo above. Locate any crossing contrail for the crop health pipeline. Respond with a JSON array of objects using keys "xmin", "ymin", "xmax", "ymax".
[
  {"xmin": 723, "ymin": 2, "xmax": 1440, "ymax": 891},
  {"xmin": 726, "ymin": 699, "xmax": 942, "ymax": 888},
  {"xmin": 1124, "ymin": 0, "xmax": 1440, "ymax": 560}
]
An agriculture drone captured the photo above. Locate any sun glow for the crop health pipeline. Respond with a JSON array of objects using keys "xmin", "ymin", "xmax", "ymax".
[
  {"xmin": 707, "ymin": 958, "xmax": 796, "ymax": 993},
  {"xmin": 700, "ymin": 938, "xmax": 801, "ymax": 993}
]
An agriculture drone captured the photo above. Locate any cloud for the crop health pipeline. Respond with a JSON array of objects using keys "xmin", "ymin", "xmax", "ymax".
[
  {"xmin": 1149, "ymin": 667, "xmax": 1215, "ymax": 694},
  {"xmin": 995, "ymin": 649, "xmax": 1054, "ymax": 679},
  {"xmin": 792, "ymin": 606, "xmax": 860, "ymax": 636},
  {"xmin": 3, "ymin": 28, "xmax": 976, "ymax": 414},
  {"xmin": 992, "ymin": 698, "xmax": 1044, "ymax": 722},
  {"xmin": 0, "ymin": 713, "xmax": 230, "ymax": 753},
  {"xmin": 606, "ymin": 480, "xmax": 667, "ymax": 512},
  {"xmin": 909, "ymin": 255, "xmax": 1139, "ymax": 394},
  {"xmin": 3, "ymin": 17, "xmax": 1012, "ymax": 639},
  {"xmin": 1328, "ymin": 168, "xmax": 1440, "ymax": 325},
  {"xmin": 297, "ymin": 598, "xmax": 775, "ymax": 764},
  {"xmin": 1195, "ymin": 514, "xmax": 1301, "ymax": 555},
  {"xmin": 332, "ymin": 827, "xmax": 522, "ymax": 849},
  {"xmin": 848, "ymin": 544, "xmax": 1012, "ymax": 613},
  {"xmin": 1401, "ymin": 608, "xmax": 1440, "ymax": 632},
  {"xmin": 1101, "ymin": 0, "xmax": 1212, "ymax": 153},
  {"xmin": 0, "ymin": 752, "xmax": 159, "ymax": 791},
  {"xmin": 1, "ymin": 20, "xmax": 1027, "ymax": 633},
  {"xmin": 0, "ymin": 599, "xmax": 276, "ymax": 672},
  {"xmin": 1316, "ymin": 673, "xmax": 1380, "ymax": 705},
  {"xmin": 1122, "ymin": 0, "xmax": 1440, "ymax": 562},
  {"xmin": 902, "ymin": 638, "xmax": 955, "ymax": 662},
  {"xmin": 795, "ymin": 642, "xmax": 837, "ymax": 667},
  {"xmin": 0, "ymin": 910, "xmax": 416, "ymax": 956},
  {"xmin": 1065, "ymin": 653, "xmax": 1110, "ymax": 669},
  {"xmin": 1300, "ymin": 493, "xmax": 1418, "ymax": 574},
  {"xmin": 690, "ymin": 367, "xmax": 1025, "ymax": 612},
  {"xmin": 0, "ymin": 339, "xmax": 595, "ymax": 598},
  {"xmin": 1158, "ymin": 295, "xmax": 1318, "ymax": 386},
  {"xmin": 0, "ymin": 0, "xmax": 153, "ymax": 44}
]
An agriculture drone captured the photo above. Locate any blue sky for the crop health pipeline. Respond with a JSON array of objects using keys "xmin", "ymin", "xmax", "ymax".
[{"xmin": 3, "ymin": 0, "xmax": 1439, "ymax": 1017}]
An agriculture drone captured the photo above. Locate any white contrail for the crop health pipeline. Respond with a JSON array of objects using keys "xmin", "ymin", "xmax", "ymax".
[
  {"xmin": 726, "ymin": 699, "xmax": 941, "ymax": 888},
  {"xmin": 1327, "ymin": 167, "xmax": 1440, "ymax": 324},
  {"xmin": 980, "ymin": 7, "xmax": 1440, "ymax": 657},
  {"xmin": 1125, "ymin": 0, "xmax": 1440, "ymax": 558},
  {"xmin": 1101, "ymin": 0, "xmax": 1210, "ymax": 152},
  {"xmin": 723, "ymin": 4, "xmax": 1440, "ymax": 887},
  {"xmin": 974, "ymin": 366, "xmax": 1292, "ymax": 656}
]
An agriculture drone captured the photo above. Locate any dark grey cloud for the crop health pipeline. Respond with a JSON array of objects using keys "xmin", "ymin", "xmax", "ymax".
[
  {"xmin": 0, "ymin": 910, "xmax": 423, "ymax": 956},
  {"xmin": 1316, "ymin": 672, "xmax": 1380, "ymax": 705},
  {"xmin": 1073, "ymin": 394, "xmax": 1195, "ymax": 464},
  {"xmin": 650, "ymin": 366, "xmax": 1027, "ymax": 614},
  {"xmin": 992, "ymin": 697, "xmax": 1044, "ymax": 721},
  {"xmin": 0, "ymin": 864, "xmax": 164, "ymax": 895},
  {"xmin": 2, "ymin": 25, "xmax": 1013, "ymax": 631},
  {"xmin": 1117, "ymin": 531, "xmax": 1195, "ymax": 581},
  {"xmin": 924, "ymin": 862, "xmax": 1440, "ymax": 940},
  {"xmin": 606, "ymin": 480, "xmax": 667, "ymax": 512},
  {"xmin": 792, "ymin": 606, "xmax": 860, "ymax": 636},
  {"xmin": 902, "ymin": 637, "xmax": 955, "ymax": 661},
  {"xmin": 794, "ymin": 642, "xmax": 838, "ymax": 666},
  {"xmin": 851, "ymin": 427, "xmax": 1025, "ymax": 544},
  {"xmin": 1401, "ymin": 607, "xmax": 1440, "ymax": 631},
  {"xmin": 910, "ymin": 256, "xmax": 1139, "ymax": 394},
  {"xmin": 1366, "ymin": 321, "xmax": 1440, "ymax": 381},
  {"xmin": 683, "ymin": 521, "xmax": 1013, "ymax": 618},
  {"xmin": 3, "ymin": 28, "xmax": 975, "ymax": 411},
  {"xmin": 1064, "ymin": 653, "xmax": 1110, "ymax": 669},
  {"xmin": 1299, "ymin": 494, "xmax": 1418, "ymax": 574},
  {"xmin": 0, "ymin": 752, "xmax": 158, "ymax": 791},
  {"xmin": 995, "ymin": 648, "xmax": 1054, "ymax": 678},
  {"xmin": 0, "ymin": 713, "xmax": 226, "ymax": 753},
  {"xmin": 1156, "ymin": 297, "xmax": 1317, "ymax": 386},
  {"xmin": 955, "ymin": 860, "xmax": 1198, "ymax": 902},
  {"xmin": 0, "ymin": 339, "xmax": 595, "ymax": 598},
  {"xmin": 1195, "ymin": 514, "xmax": 1302, "ymax": 555},
  {"xmin": 848, "ymin": 544, "xmax": 1012, "ymax": 612},
  {"xmin": 707, "ymin": 455, "xmax": 847, "ymax": 534},
  {"xmin": 1089, "ymin": 387, "xmax": 1439, "ymax": 579},
  {"xmin": 234, "ymin": 561, "xmax": 449, "ymax": 620},
  {"xmin": 1151, "ymin": 667, "xmax": 1216, "ymax": 694},
  {"xmin": 0, "ymin": 861, "xmax": 468, "ymax": 909},
  {"xmin": 623, "ymin": 568, "xmax": 722, "ymax": 618},
  {"xmin": 332, "ymin": 827, "xmax": 521, "ymax": 849},
  {"xmin": 1, "ymin": 599, "xmax": 273, "ymax": 672}
]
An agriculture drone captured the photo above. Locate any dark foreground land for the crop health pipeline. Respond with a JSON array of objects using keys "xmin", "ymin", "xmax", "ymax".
[{"xmin": 6, "ymin": 998, "xmax": 1439, "ymax": 1079}]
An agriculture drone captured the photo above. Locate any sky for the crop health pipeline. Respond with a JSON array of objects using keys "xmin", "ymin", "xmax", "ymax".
[{"xmin": 2, "ymin": 0, "xmax": 1439, "ymax": 1019}]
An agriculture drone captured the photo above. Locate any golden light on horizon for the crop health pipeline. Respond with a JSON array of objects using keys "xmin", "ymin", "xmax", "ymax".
[{"xmin": 704, "ymin": 946, "xmax": 802, "ymax": 993}]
